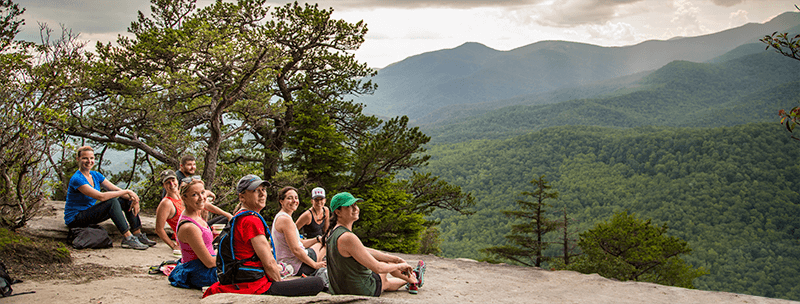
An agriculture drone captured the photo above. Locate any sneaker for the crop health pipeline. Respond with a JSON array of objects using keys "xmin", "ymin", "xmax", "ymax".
[
  {"xmin": 135, "ymin": 233, "xmax": 156, "ymax": 247},
  {"xmin": 414, "ymin": 260, "xmax": 426, "ymax": 288},
  {"xmin": 408, "ymin": 283, "xmax": 418, "ymax": 294},
  {"xmin": 121, "ymin": 235, "xmax": 149, "ymax": 250}
]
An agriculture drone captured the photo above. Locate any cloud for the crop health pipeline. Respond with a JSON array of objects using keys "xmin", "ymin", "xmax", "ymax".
[
  {"xmin": 279, "ymin": 0, "xmax": 544, "ymax": 10},
  {"xmin": 709, "ymin": 0, "xmax": 744, "ymax": 7},
  {"xmin": 668, "ymin": 0, "xmax": 710, "ymax": 37},
  {"xmin": 729, "ymin": 9, "xmax": 749, "ymax": 26},
  {"xmin": 532, "ymin": 0, "xmax": 647, "ymax": 28},
  {"xmin": 586, "ymin": 21, "xmax": 640, "ymax": 42}
]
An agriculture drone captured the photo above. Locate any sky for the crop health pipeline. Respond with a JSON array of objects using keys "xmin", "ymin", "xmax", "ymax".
[{"xmin": 12, "ymin": 0, "xmax": 800, "ymax": 69}]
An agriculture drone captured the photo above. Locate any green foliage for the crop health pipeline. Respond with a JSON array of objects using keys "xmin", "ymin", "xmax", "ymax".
[
  {"xmin": 426, "ymin": 123, "xmax": 800, "ymax": 300},
  {"xmin": 567, "ymin": 211, "xmax": 707, "ymax": 288},
  {"xmin": 0, "ymin": 0, "xmax": 86, "ymax": 230},
  {"xmin": 351, "ymin": 178, "xmax": 425, "ymax": 253},
  {"xmin": 418, "ymin": 226, "xmax": 443, "ymax": 255},
  {"xmin": 482, "ymin": 175, "xmax": 561, "ymax": 267}
]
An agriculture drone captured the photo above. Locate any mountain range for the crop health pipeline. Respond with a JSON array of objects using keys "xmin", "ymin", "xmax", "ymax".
[
  {"xmin": 353, "ymin": 12, "xmax": 800, "ymax": 126},
  {"xmin": 350, "ymin": 10, "xmax": 800, "ymax": 301}
]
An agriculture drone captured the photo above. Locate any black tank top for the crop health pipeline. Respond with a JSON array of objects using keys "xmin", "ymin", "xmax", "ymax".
[{"xmin": 301, "ymin": 207, "xmax": 326, "ymax": 238}]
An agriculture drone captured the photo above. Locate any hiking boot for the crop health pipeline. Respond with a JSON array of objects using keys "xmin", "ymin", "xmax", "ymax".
[
  {"xmin": 121, "ymin": 235, "xmax": 149, "ymax": 250},
  {"xmin": 414, "ymin": 260, "xmax": 426, "ymax": 288},
  {"xmin": 135, "ymin": 233, "xmax": 156, "ymax": 247},
  {"xmin": 407, "ymin": 283, "xmax": 418, "ymax": 294}
]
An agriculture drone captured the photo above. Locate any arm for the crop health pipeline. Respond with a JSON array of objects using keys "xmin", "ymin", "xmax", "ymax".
[
  {"xmin": 177, "ymin": 223, "xmax": 216, "ymax": 268},
  {"xmin": 77, "ymin": 183, "xmax": 139, "ymax": 207},
  {"xmin": 366, "ymin": 247, "xmax": 406, "ymax": 264},
  {"xmin": 275, "ymin": 215, "xmax": 325, "ymax": 269},
  {"xmin": 295, "ymin": 210, "xmax": 311, "ymax": 231},
  {"xmin": 155, "ymin": 198, "xmax": 178, "ymax": 250},
  {"xmin": 203, "ymin": 202, "xmax": 232, "ymax": 220},
  {"xmin": 99, "ymin": 179, "xmax": 140, "ymax": 215},
  {"xmin": 251, "ymin": 235, "xmax": 283, "ymax": 282},
  {"xmin": 339, "ymin": 232, "xmax": 412, "ymax": 275}
]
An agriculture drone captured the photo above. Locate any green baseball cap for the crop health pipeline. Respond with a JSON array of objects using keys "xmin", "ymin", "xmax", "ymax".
[{"xmin": 330, "ymin": 192, "xmax": 363, "ymax": 212}]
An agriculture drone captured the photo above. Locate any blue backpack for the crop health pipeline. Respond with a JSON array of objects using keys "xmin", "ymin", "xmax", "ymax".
[{"xmin": 214, "ymin": 210, "xmax": 276, "ymax": 284}]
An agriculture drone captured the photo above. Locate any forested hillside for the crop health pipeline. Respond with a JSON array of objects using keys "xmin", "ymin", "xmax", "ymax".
[
  {"xmin": 425, "ymin": 123, "xmax": 800, "ymax": 300},
  {"xmin": 422, "ymin": 50, "xmax": 800, "ymax": 144}
]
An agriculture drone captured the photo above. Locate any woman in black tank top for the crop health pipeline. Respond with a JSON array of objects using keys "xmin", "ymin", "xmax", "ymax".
[{"xmin": 295, "ymin": 187, "xmax": 329, "ymax": 238}]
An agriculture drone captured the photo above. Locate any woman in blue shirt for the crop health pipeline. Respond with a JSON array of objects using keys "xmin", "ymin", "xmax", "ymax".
[{"xmin": 65, "ymin": 146, "xmax": 154, "ymax": 250}]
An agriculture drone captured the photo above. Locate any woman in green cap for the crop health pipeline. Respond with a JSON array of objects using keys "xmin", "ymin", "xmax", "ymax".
[{"xmin": 322, "ymin": 192, "xmax": 426, "ymax": 296}]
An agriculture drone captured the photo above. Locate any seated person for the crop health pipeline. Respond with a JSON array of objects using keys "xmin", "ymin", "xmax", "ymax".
[
  {"xmin": 65, "ymin": 146, "xmax": 154, "ymax": 250},
  {"xmin": 272, "ymin": 186, "xmax": 326, "ymax": 277},
  {"xmin": 168, "ymin": 179, "xmax": 218, "ymax": 289},
  {"xmin": 203, "ymin": 175, "xmax": 325, "ymax": 298},
  {"xmin": 295, "ymin": 187, "xmax": 330, "ymax": 239},
  {"xmin": 155, "ymin": 169, "xmax": 232, "ymax": 250},
  {"xmin": 324, "ymin": 192, "xmax": 426, "ymax": 296}
]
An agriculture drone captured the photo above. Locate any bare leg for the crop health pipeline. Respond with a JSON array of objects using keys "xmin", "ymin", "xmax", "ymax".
[{"xmin": 381, "ymin": 273, "xmax": 414, "ymax": 292}]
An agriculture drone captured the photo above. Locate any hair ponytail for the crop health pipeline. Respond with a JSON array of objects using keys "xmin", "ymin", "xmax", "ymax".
[{"xmin": 320, "ymin": 211, "xmax": 338, "ymax": 249}]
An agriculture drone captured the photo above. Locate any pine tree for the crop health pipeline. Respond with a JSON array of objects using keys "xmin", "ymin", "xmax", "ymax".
[{"xmin": 482, "ymin": 174, "xmax": 560, "ymax": 267}]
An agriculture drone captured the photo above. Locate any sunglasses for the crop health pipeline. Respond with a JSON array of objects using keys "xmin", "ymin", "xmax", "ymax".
[{"xmin": 181, "ymin": 175, "xmax": 202, "ymax": 184}]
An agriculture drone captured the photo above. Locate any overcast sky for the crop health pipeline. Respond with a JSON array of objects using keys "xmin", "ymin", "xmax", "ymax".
[{"xmin": 12, "ymin": 0, "xmax": 799, "ymax": 68}]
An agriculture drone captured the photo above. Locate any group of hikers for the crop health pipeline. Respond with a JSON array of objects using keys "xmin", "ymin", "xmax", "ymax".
[{"xmin": 63, "ymin": 146, "xmax": 427, "ymax": 298}]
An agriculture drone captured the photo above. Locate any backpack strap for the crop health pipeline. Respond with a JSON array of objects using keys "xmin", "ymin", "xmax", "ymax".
[{"xmin": 229, "ymin": 210, "xmax": 276, "ymax": 261}]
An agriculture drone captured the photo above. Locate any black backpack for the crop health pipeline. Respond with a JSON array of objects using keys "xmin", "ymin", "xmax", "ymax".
[
  {"xmin": 68, "ymin": 224, "xmax": 113, "ymax": 249},
  {"xmin": 214, "ymin": 210, "xmax": 276, "ymax": 285},
  {"xmin": 0, "ymin": 262, "xmax": 22, "ymax": 297}
]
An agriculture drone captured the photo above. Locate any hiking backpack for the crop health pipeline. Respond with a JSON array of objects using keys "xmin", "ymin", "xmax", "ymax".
[
  {"xmin": 214, "ymin": 210, "xmax": 276, "ymax": 285},
  {"xmin": 68, "ymin": 224, "xmax": 113, "ymax": 249}
]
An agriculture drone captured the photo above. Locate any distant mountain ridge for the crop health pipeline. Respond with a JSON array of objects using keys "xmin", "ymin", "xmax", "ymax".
[
  {"xmin": 355, "ymin": 12, "xmax": 800, "ymax": 123},
  {"xmin": 420, "ymin": 49, "xmax": 800, "ymax": 143}
]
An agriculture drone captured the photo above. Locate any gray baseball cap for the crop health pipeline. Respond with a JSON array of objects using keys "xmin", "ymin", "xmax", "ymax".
[{"xmin": 236, "ymin": 174, "xmax": 271, "ymax": 193}]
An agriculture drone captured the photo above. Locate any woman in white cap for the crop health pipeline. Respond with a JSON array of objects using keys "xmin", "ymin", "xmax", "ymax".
[
  {"xmin": 323, "ymin": 192, "xmax": 426, "ymax": 296},
  {"xmin": 272, "ymin": 186, "xmax": 327, "ymax": 277},
  {"xmin": 295, "ymin": 187, "xmax": 330, "ymax": 239}
]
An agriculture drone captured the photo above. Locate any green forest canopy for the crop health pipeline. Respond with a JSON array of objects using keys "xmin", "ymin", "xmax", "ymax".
[{"xmin": 425, "ymin": 122, "xmax": 800, "ymax": 300}]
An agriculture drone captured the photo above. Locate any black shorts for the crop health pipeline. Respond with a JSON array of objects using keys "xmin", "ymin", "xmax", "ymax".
[
  {"xmin": 296, "ymin": 248, "xmax": 318, "ymax": 277},
  {"xmin": 371, "ymin": 272, "xmax": 382, "ymax": 297}
]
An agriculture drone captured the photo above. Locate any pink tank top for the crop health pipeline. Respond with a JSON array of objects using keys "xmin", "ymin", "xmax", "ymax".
[{"xmin": 177, "ymin": 215, "xmax": 216, "ymax": 263}]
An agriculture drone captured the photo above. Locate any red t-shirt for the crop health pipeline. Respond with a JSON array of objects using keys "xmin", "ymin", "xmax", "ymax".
[
  {"xmin": 234, "ymin": 214, "xmax": 266, "ymax": 268},
  {"xmin": 203, "ymin": 212, "xmax": 272, "ymax": 298}
]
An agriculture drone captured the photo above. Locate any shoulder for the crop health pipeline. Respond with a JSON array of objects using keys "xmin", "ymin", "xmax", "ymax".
[
  {"xmin": 156, "ymin": 197, "xmax": 177, "ymax": 210},
  {"xmin": 68, "ymin": 171, "xmax": 84, "ymax": 184},
  {"xmin": 274, "ymin": 212, "xmax": 294, "ymax": 227},
  {"xmin": 297, "ymin": 210, "xmax": 311, "ymax": 220},
  {"xmin": 238, "ymin": 214, "xmax": 266, "ymax": 231},
  {"xmin": 337, "ymin": 229, "xmax": 362, "ymax": 252}
]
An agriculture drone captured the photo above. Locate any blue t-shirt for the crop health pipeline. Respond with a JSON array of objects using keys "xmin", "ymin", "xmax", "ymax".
[{"xmin": 64, "ymin": 170, "xmax": 105, "ymax": 225}]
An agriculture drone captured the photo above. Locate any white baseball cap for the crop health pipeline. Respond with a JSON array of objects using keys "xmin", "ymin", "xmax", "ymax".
[{"xmin": 311, "ymin": 187, "xmax": 325, "ymax": 199}]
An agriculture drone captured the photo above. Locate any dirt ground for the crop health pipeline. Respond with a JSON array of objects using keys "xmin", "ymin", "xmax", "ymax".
[{"xmin": 4, "ymin": 202, "xmax": 800, "ymax": 304}]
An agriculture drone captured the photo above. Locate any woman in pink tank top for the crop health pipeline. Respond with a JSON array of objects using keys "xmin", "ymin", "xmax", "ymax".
[{"xmin": 168, "ymin": 179, "xmax": 218, "ymax": 289}]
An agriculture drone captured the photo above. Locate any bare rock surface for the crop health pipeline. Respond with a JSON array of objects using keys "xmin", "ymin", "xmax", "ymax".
[{"xmin": 7, "ymin": 201, "xmax": 799, "ymax": 304}]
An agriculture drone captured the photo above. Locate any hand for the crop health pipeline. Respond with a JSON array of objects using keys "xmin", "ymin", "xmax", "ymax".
[
  {"xmin": 130, "ymin": 200, "xmax": 140, "ymax": 216},
  {"xmin": 314, "ymin": 261, "xmax": 327, "ymax": 269},
  {"xmin": 127, "ymin": 190, "xmax": 140, "ymax": 203}
]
